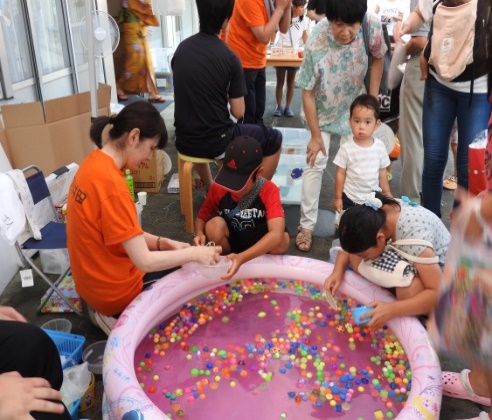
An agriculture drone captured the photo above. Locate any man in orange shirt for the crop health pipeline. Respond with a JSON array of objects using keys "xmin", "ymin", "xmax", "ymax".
[{"xmin": 227, "ymin": 0, "xmax": 291, "ymax": 124}]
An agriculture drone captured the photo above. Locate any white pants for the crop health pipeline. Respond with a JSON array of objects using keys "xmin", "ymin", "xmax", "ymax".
[{"xmin": 299, "ymin": 131, "xmax": 351, "ymax": 230}]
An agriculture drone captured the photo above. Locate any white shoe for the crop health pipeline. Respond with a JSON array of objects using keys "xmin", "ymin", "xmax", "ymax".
[{"xmin": 93, "ymin": 312, "xmax": 117, "ymax": 336}]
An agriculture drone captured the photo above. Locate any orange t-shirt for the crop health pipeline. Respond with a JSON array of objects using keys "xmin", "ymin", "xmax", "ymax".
[
  {"xmin": 227, "ymin": 0, "xmax": 268, "ymax": 69},
  {"xmin": 66, "ymin": 149, "xmax": 144, "ymax": 316}
]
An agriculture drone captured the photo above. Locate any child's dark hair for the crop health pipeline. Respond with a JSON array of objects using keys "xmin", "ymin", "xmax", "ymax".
[
  {"xmin": 325, "ymin": 0, "xmax": 367, "ymax": 24},
  {"xmin": 292, "ymin": 0, "xmax": 307, "ymax": 21},
  {"xmin": 350, "ymin": 94, "xmax": 380, "ymax": 119},
  {"xmin": 90, "ymin": 101, "xmax": 167, "ymax": 150},
  {"xmin": 338, "ymin": 194, "xmax": 400, "ymax": 253},
  {"xmin": 197, "ymin": 0, "xmax": 235, "ymax": 35}
]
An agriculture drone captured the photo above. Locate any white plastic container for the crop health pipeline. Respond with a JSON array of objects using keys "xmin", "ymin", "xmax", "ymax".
[
  {"xmin": 196, "ymin": 256, "xmax": 231, "ymax": 280},
  {"xmin": 41, "ymin": 318, "xmax": 72, "ymax": 333},
  {"xmin": 272, "ymin": 154, "xmax": 306, "ymax": 205},
  {"xmin": 82, "ymin": 340, "xmax": 107, "ymax": 375},
  {"xmin": 276, "ymin": 127, "xmax": 310, "ymax": 155}
]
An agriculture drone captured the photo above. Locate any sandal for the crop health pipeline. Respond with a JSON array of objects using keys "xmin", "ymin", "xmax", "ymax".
[
  {"xmin": 443, "ymin": 175, "xmax": 458, "ymax": 190},
  {"xmin": 117, "ymin": 92, "xmax": 128, "ymax": 101},
  {"xmin": 295, "ymin": 226, "xmax": 313, "ymax": 252},
  {"xmin": 442, "ymin": 369, "xmax": 491, "ymax": 406},
  {"xmin": 148, "ymin": 95, "xmax": 166, "ymax": 103}
]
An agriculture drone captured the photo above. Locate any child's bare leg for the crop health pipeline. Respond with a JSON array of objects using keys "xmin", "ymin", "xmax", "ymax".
[
  {"xmin": 204, "ymin": 217, "xmax": 231, "ymax": 254},
  {"xmin": 395, "ymin": 276, "xmax": 425, "ymax": 300},
  {"xmin": 285, "ymin": 69, "xmax": 297, "ymax": 108},
  {"xmin": 275, "ymin": 68, "xmax": 286, "ymax": 108},
  {"xmin": 268, "ymin": 232, "xmax": 290, "ymax": 255}
]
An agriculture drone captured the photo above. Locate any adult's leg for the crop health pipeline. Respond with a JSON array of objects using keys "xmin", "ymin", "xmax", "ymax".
[
  {"xmin": 399, "ymin": 54, "xmax": 425, "ymax": 203},
  {"xmin": 242, "ymin": 69, "xmax": 258, "ymax": 124},
  {"xmin": 254, "ymin": 68, "xmax": 267, "ymax": 124},
  {"xmin": 275, "ymin": 67, "xmax": 287, "ymax": 108},
  {"xmin": 0, "ymin": 321, "xmax": 71, "ymax": 420},
  {"xmin": 455, "ymin": 91, "xmax": 490, "ymax": 191},
  {"xmin": 193, "ymin": 163, "xmax": 213, "ymax": 190},
  {"xmin": 299, "ymin": 131, "xmax": 332, "ymax": 230},
  {"xmin": 422, "ymin": 77, "xmax": 457, "ymax": 217}
]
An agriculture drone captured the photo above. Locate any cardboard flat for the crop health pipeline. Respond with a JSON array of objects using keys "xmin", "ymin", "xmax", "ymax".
[
  {"xmin": 131, "ymin": 149, "xmax": 166, "ymax": 193},
  {"xmin": 1, "ymin": 84, "xmax": 111, "ymax": 173}
]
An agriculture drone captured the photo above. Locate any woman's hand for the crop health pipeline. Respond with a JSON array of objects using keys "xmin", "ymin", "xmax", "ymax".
[
  {"xmin": 364, "ymin": 301, "xmax": 395, "ymax": 329},
  {"xmin": 0, "ymin": 307, "xmax": 26, "ymax": 322},
  {"xmin": 195, "ymin": 245, "xmax": 222, "ymax": 265},
  {"xmin": 0, "ymin": 372, "xmax": 65, "ymax": 420}
]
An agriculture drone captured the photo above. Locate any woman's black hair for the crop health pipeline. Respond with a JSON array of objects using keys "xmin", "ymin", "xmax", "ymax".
[
  {"xmin": 197, "ymin": 0, "xmax": 235, "ymax": 35},
  {"xmin": 325, "ymin": 0, "xmax": 367, "ymax": 24},
  {"xmin": 90, "ymin": 100, "xmax": 167, "ymax": 150},
  {"xmin": 338, "ymin": 194, "xmax": 400, "ymax": 253}
]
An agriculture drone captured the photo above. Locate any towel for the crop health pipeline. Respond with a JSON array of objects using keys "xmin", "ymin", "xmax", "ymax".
[
  {"xmin": 6, "ymin": 169, "xmax": 42, "ymax": 242},
  {"xmin": 0, "ymin": 173, "xmax": 26, "ymax": 245}
]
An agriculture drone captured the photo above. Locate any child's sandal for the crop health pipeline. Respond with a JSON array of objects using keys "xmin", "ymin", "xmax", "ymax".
[{"xmin": 295, "ymin": 227, "xmax": 313, "ymax": 252}]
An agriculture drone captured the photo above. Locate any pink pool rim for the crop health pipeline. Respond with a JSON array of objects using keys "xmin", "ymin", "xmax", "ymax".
[{"xmin": 102, "ymin": 255, "xmax": 442, "ymax": 419}]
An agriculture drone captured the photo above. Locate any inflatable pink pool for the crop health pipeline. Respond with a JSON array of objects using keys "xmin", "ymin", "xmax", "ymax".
[{"xmin": 102, "ymin": 255, "xmax": 442, "ymax": 419}]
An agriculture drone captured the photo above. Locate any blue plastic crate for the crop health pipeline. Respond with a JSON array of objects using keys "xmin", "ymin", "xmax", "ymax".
[
  {"xmin": 69, "ymin": 398, "xmax": 81, "ymax": 419},
  {"xmin": 45, "ymin": 330, "xmax": 86, "ymax": 369}
]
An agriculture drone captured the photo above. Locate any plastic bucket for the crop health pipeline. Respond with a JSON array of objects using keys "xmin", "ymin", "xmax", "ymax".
[
  {"xmin": 41, "ymin": 318, "xmax": 72, "ymax": 333},
  {"xmin": 79, "ymin": 372, "xmax": 95, "ymax": 412}
]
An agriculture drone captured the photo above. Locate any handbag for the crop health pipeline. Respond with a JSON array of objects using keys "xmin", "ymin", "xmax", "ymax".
[
  {"xmin": 431, "ymin": 198, "xmax": 492, "ymax": 366},
  {"xmin": 358, "ymin": 239, "xmax": 438, "ymax": 288},
  {"xmin": 425, "ymin": 0, "xmax": 478, "ymax": 81}
]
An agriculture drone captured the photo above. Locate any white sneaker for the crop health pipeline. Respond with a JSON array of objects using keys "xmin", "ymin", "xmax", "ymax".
[{"xmin": 93, "ymin": 312, "xmax": 117, "ymax": 336}]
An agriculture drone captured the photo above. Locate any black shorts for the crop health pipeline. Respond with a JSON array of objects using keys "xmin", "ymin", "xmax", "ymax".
[{"xmin": 228, "ymin": 224, "xmax": 269, "ymax": 254}]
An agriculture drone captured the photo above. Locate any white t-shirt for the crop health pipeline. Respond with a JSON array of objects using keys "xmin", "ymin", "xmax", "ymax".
[
  {"xmin": 333, "ymin": 137, "xmax": 391, "ymax": 204},
  {"xmin": 276, "ymin": 16, "xmax": 308, "ymax": 48},
  {"xmin": 377, "ymin": 0, "xmax": 410, "ymax": 35}
]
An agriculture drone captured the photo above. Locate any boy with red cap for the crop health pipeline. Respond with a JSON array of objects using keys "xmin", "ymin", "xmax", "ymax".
[{"xmin": 193, "ymin": 136, "xmax": 290, "ymax": 279}]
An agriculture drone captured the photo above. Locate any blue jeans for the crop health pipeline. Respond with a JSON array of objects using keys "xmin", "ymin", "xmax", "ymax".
[
  {"xmin": 241, "ymin": 68, "xmax": 266, "ymax": 124},
  {"xmin": 422, "ymin": 76, "xmax": 490, "ymax": 217}
]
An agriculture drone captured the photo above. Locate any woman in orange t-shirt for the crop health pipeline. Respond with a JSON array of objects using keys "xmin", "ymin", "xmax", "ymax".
[{"xmin": 66, "ymin": 101, "xmax": 221, "ymax": 335}]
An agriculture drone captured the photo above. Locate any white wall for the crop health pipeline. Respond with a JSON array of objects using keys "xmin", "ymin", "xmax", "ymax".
[{"xmin": 0, "ymin": 144, "xmax": 22, "ymax": 294}]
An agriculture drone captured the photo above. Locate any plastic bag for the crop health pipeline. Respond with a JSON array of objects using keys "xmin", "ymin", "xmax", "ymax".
[
  {"xmin": 60, "ymin": 362, "xmax": 91, "ymax": 407},
  {"xmin": 468, "ymin": 130, "xmax": 487, "ymax": 195},
  {"xmin": 430, "ymin": 198, "xmax": 492, "ymax": 366}
]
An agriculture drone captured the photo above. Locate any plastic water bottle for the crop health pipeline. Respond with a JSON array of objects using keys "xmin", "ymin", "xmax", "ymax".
[{"xmin": 124, "ymin": 169, "xmax": 135, "ymax": 201}]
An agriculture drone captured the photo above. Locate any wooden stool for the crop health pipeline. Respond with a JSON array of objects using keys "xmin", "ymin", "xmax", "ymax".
[{"xmin": 177, "ymin": 152, "xmax": 215, "ymax": 233}]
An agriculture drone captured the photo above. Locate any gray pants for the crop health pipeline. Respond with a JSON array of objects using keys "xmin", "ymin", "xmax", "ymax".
[{"xmin": 399, "ymin": 54, "xmax": 425, "ymax": 203}]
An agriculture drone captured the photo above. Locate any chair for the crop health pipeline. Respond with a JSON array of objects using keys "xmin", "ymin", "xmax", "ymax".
[
  {"xmin": 14, "ymin": 165, "xmax": 82, "ymax": 315},
  {"xmin": 177, "ymin": 153, "xmax": 216, "ymax": 233},
  {"xmin": 151, "ymin": 47, "xmax": 175, "ymax": 91}
]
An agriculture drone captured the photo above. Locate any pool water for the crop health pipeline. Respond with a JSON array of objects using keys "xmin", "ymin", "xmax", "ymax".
[{"xmin": 134, "ymin": 278, "xmax": 411, "ymax": 419}]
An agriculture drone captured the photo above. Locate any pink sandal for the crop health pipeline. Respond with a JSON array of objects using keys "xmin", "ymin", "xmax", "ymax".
[{"xmin": 442, "ymin": 369, "xmax": 491, "ymax": 406}]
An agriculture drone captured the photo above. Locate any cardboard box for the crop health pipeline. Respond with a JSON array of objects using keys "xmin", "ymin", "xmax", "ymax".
[
  {"xmin": 1, "ymin": 84, "xmax": 111, "ymax": 173},
  {"xmin": 131, "ymin": 149, "xmax": 166, "ymax": 193}
]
